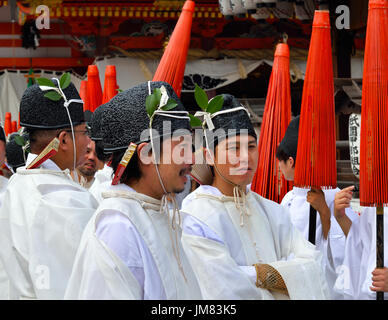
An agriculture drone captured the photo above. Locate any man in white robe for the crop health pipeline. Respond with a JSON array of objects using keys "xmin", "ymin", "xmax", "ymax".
[
  {"xmin": 332, "ymin": 186, "xmax": 388, "ymax": 299},
  {"xmin": 182, "ymin": 94, "xmax": 330, "ymax": 299},
  {"xmin": 0, "ymin": 78, "xmax": 98, "ymax": 299},
  {"xmin": 65, "ymin": 81, "xmax": 202, "ymax": 299},
  {"xmin": 276, "ymin": 116, "xmax": 359, "ymax": 299}
]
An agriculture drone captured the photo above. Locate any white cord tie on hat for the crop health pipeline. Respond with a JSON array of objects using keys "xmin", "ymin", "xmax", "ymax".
[
  {"xmin": 194, "ymin": 105, "xmax": 250, "ymax": 132},
  {"xmin": 43, "ymin": 78, "xmax": 84, "ymax": 181}
]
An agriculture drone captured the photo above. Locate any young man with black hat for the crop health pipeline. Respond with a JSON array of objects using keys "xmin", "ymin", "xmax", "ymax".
[
  {"xmin": 276, "ymin": 116, "xmax": 359, "ymax": 299},
  {"xmin": 182, "ymin": 94, "xmax": 330, "ymax": 299},
  {"xmin": 65, "ymin": 81, "xmax": 201, "ymax": 299},
  {"xmin": 0, "ymin": 76, "xmax": 98, "ymax": 299}
]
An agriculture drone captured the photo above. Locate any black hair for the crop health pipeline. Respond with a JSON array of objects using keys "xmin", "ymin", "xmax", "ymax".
[
  {"xmin": 110, "ymin": 149, "xmax": 142, "ymax": 184},
  {"xmin": 276, "ymin": 144, "xmax": 296, "ymax": 165},
  {"xmin": 109, "ymin": 137, "xmax": 166, "ymax": 184}
]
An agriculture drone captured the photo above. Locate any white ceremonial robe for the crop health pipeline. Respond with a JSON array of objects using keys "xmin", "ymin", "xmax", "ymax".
[
  {"xmin": 89, "ymin": 164, "xmax": 113, "ymax": 203},
  {"xmin": 65, "ymin": 184, "xmax": 202, "ymax": 300},
  {"xmin": 181, "ymin": 185, "xmax": 331, "ymax": 300},
  {"xmin": 0, "ymin": 175, "xmax": 8, "ymax": 300},
  {"xmin": 281, "ymin": 187, "xmax": 360, "ymax": 299},
  {"xmin": 333, "ymin": 207, "xmax": 388, "ymax": 299},
  {"xmin": 0, "ymin": 154, "xmax": 98, "ymax": 300}
]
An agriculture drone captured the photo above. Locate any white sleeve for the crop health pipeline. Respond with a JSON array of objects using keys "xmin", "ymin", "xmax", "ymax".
[
  {"xmin": 96, "ymin": 212, "xmax": 145, "ymax": 289},
  {"xmin": 95, "ymin": 211, "xmax": 166, "ymax": 300},
  {"xmin": 182, "ymin": 214, "xmax": 265, "ymax": 299},
  {"xmin": 183, "ymin": 214, "xmax": 257, "ymax": 284},
  {"xmin": 333, "ymin": 213, "xmax": 364, "ymax": 299}
]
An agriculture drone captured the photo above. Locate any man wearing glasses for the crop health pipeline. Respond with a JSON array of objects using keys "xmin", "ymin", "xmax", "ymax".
[{"xmin": 0, "ymin": 78, "xmax": 98, "ymax": 300}]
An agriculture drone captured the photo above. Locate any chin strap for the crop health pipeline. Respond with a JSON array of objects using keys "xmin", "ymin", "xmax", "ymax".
[{"xmin": 147, "ymin": 81, "xmax": 189, "ymax": 282}]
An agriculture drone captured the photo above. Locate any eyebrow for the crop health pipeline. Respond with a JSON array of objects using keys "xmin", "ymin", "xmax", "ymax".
[{"xmin": 227, "ymin": 139, "xmax": 257, "ymax": 146}]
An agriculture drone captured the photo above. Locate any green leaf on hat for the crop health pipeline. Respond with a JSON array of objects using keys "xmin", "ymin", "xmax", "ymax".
[
  {"xmin": 194, "ymin": 84, "xmax": 208, "ymax": 111},
  {"xmin": 154, "ymin": 88, "xmax": 162, "ymax": 102},
  {"xmin": 146, "ymin": 91, "xmax": 159, "ymax": 117},
  {"xmin": 36, "ymin": 77, "xmax": 55, "ymax": 88},
  {"xmin": 59, "ymin": 73, "xmax": 71, "ymax": 90},
  {"xmin": 189, "ymin": 114, "xmax": 202, "ymax": 127},
  {"xmin": 161, "ymin": 99, "xmax": 178, "ymax": 111},
  {"xmin": 14, "ymin": 135, "xmax": 26, "ymax": 147},
  {"xmin": 206, "ymin": 95, "xmax": 224, "ymax": 114},
  {"xmin": 44, "ymin": 91, "xmax": 62, "ymax": 101}
]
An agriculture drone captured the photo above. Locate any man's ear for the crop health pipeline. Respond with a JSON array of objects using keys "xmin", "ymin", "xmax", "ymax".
[
  {"xmin": 137, "ymin": 142, "xmax": 153, "ymax": 166},
  {"xmin": 288, "ymin": 156, "xmax": 295, "ymax": 168},
  {"xmin": 57, "ymin": 131, "xmax": 70, "ymax": 151}
]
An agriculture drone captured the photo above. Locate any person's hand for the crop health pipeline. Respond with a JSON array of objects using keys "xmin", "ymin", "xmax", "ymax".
[
  {"xmin": 334, "ymin": 186, "xmax": 354, "ymax": 220},
  {"xmin": 370, "ymin": 267, "xmax": 388, "ymax": 292},
  {"xmin": 307, "ymin": 188, "xmax": 329, "ymax": 213},
  {"xmin": 307, "ymin": 188, "xmax": 331, "ymax": 239}
]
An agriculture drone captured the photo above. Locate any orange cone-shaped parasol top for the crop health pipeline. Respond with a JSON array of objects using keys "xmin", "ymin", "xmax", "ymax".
[
  {"xmin": 79, "ymin": 80, "xmax": 89, "ymax": 112},
  {"xmin": 86, "ymin": 65, "xmax": 102, "ymax": 112},
  {"xmin": 360, "ymin": 0, "xmax": 388, "ymax": 206},
  {"xmin": 293, "ymin": 10, "xmax": 337, "ymax": 190},
  {"xmin": 251, "ymin": 42, "xmax": 292, "ymax": 202},
  {"xmin": 4, "ymin": 112, "xmax": 12, "ymax": 137},
  {"xmin": 102, "ymin": 65, "xmax": 119, "ymax": 104},
  {"xmin": 152, "ymin": 0, "xmax": 195, "ymax": 97}
]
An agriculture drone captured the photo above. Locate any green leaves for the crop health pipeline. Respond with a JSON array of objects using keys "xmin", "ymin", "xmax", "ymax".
[
  {"xmin": 207, "ymin": 95, "xmax": 224, "ymax": 114},
  {"xmin": 37, "ymin": 72, "xmax": 73, "ymax": 102},
  {"xmin": 14, "ymin": 135, "xmax": 26, "ymax": 147},
  {"xmin": 36, "ymin": 77, "xmax": 55, "ymax": 88},
  {"xmin": 189, "ymin": 114, "xmax": 202, "ymax": 127},
  {"xmin": 191, "ymin": 83, "xmax": 224, "ymax": 128},
  {"xmin": 161, "ymin": 99, "xmax": 178, "ymax": 111},
  {"xmin": 59, "ymin": 73, "xmax": 71, "ymax": 90},
  {"xmin": 146, "ymin": 90, "xmax": 159, "ymax": 117},
  {"xmin": 44, "ymin": 91, "xmax": 62, "ymax": 101},
  {"xmin": 194, "ymin": 84, "xmax": 208, "ymax": 111},
  {"xmin": 194, "ymin": 83, "xmax": 224, "ymax": 114},
  {"xmin": 146, "ymin": 87, "xmax": 178, "ymax": 118}
]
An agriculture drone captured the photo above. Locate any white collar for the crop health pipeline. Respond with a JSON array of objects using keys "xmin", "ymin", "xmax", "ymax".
[
  {"xmin": 196, "ymin": 184, "xmax": 251, "ymax": 196},
  {"xmin": 25, "ymin": 153, "xmax": 62, "ymax": 171}
]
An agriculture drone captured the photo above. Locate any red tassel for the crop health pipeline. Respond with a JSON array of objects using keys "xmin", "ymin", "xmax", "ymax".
[
  {"xmin": 86, "ymin": 65, "xmax": 103, "ymax": 112},
  {"xmin": 251, "ymin": 43, "xmax": 292, "ymax": 203},
  {"xmin": 102, "ymin": 65, "xmax": 118, "ymax": 104},
  {"xmin": 152, "ymin": 0, "xmax": 195, "ymax": 97},
  {"xmin": 360, "ymin": 0, "xmax": 388, "ymax": 207},
  {"xmin": 294, "ymin": 10, "xmax": 337, "ymax": 190}
]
